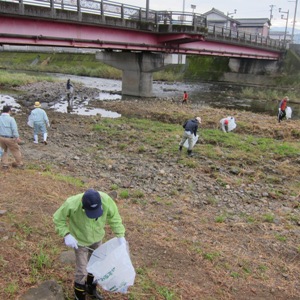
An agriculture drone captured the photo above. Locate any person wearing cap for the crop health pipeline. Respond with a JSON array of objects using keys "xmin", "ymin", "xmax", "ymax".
[
  {"xmin": 0, "ymin": 105, "xmax": 24, "ymax": 169},
  {"xmin": 220, "ymin": 117, "xmax": 229, "ymax": 133},
  {"xmin": 28, "ymin": 101, "xmax": 50, "ymax": 145},
  {"xmin": 179, "ymin": 117, "xmax": 201, "ymax": 157},
  {"xmin": 278, "ymin": 96, "xmax": 288, "ymax": 123},
  {"xmin": 53, "ymin": 189, "xmax": 126, "ymax": 300},
  {"xmin": 220, "ymin": 116, "xmax": 236, "ymax": 133}
]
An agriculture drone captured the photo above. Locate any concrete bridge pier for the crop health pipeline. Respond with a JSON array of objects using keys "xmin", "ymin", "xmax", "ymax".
[
  {"xmin": 96, "ymin": 51, "xmax": 185, "ymax": 97},
  {"xmin": 229, "ymin": 58, "xmax": 280, "ymax": 74}
]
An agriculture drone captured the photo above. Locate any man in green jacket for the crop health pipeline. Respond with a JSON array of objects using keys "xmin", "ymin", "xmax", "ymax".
[{"xmin": 53, "ymin": 189, "xmax": 126, "ymax": 300}]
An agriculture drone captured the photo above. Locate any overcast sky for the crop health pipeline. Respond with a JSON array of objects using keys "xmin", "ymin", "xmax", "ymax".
[{"xmin": 115, "ymin": 0, "xmax": 299, "ymax": 30}]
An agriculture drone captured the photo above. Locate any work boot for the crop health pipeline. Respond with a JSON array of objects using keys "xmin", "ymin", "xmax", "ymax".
[
  {"xmin": 12, "ymin": 162, "xmax": 24, "ymax": 169},
  {"xmin": 86, "ymin": 273, "xmax": 104, "ymax": 300},
  {"xmin": 74, "ymin": 282, "xmax": 86, "ymax": 300},
  {"xmin": 179, "ymin": 145, "xmax": 182, "ymax": 152},
  {"xmin": 187, "ymin": 150, "xmax": 194, "ymax": 157}
]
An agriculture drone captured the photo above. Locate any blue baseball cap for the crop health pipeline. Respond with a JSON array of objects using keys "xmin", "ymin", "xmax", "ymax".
[{"xmin": 82, "ymin": 189, "xmax": 103, "ymax": 219}]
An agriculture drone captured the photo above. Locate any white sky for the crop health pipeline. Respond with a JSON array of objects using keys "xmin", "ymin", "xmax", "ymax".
[{"xmin": 115, "ymin": 0, "xmax": 300, "ymax": 30}]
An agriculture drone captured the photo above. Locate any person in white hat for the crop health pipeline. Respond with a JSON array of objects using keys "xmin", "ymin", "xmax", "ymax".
[
  {"xmin": 28, "ymin": 101, "xmax": 50, "ymax": 145},
  {"xmin": 179, "ymin": 117, "xmax": 201, "ymax": 157}
]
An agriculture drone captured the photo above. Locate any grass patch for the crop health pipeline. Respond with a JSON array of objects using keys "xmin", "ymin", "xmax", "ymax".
[
  {"xmin": 0, "ymin": 69, "xmax": 55, "ymax": 87},
  {"xmin": 119, "ymin": 189, "xmax": 129, "ymax": 199},
  {"xmin": 203, "ymin": 251, "xmax": 220, "ymax": 262},
  {"xmin": 215, "ymin": 214, "xmax": 227, "ymax": 223},
  {"xmin": 263, "ymin": 213, "xmax": 275, "ymax": 223},
  {"xmin": 92, "ymin": 115, "xmax": 300, "ymax": 165}
]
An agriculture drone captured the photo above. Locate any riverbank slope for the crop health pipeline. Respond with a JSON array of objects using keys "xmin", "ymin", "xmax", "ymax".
[{"xmin": 1, "ymin": 81, "xmax": 300, "ymax": 300}]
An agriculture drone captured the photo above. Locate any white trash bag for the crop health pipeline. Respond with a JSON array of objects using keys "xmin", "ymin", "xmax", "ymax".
[
  {"xmin": 87, "ymin": 238, "xmax": 136, "ymax": 293},
  {"xmin": 227, "ymin": 117, "xmax": 237, "ymax": 132},
  {"xmin": 183, "ymin": 134, "xmax": 199, "ymax": 148},
  {"xmin": 286, "ymin": 106, "xmax": 292, "ymax": 119}
]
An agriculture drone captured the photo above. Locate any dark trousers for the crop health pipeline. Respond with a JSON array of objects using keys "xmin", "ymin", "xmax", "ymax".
[{"xmin": 278, "ymin": 110, "xmax": 286, "ymax": 122}]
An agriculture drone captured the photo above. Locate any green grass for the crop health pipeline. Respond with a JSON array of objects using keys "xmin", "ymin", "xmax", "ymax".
[
  {"xmin": 30, "ymin": 249, "xmax": 52, "ymax": 271},
  {"xmin": 130, "ymin": 267, "xmax": 180, "ymax": 300},
  {"xmin": 119, "ymin": 189, "xmax": 129, "ymax": 199},
  {"xmin": 92, "ymin": 117, "xmax": 300, "ymax": 163},
  {"xmin": 3, "ymin": 282, "xmax": 18, "ymax": 297},
  {"xmin": 263, "ymin": 213, "xmax": 275, "ymax": 223},
  {"xmin": 275, "ymin": 234, "xmax": 287, "ymax": 242},
  {"xmin": 203, "ymin": 251, "xmax": 220, "ymax": 262},
  {"xmin": 215, "ymin": 214, "xmax": 226, "ymax": 223},
  {"xmin": 44, "ymin": 172, "xmax": 85, "ymax": 187},
  {"xmin": 0, "ymin": 69, "xmax": 55, "ymax": 87},
  {"xmin": 0, "ymin": 52, "xmax": 122, "ymax": 79},
  {"xmin": 240, "ymin": 86, "xmax": 300, "ymax": 101}
]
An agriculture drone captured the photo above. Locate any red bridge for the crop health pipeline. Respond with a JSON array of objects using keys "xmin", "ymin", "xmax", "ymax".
[{"xmin": 0, "ymin": 0, "xmax": 285, "ymax": 96}]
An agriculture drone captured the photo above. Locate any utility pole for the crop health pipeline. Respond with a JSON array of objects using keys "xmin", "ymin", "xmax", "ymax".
[
  {"xmin": 226, "ymin": 9, "xmax": 237, "ymax": 29},
  {"xmin": 146, "ymin": 0, "xmax": 149, "ymax": 20},
  {"xmin": 291, "ymin": 0, "xmax": 299, "ymax": 43},
  {"xmin": 279, "ymin": 8, "xmax": 289, "ymax": 44},
  {"xmin": 269, "ymin": 4, "xmax": 275, "ymax": 22}
]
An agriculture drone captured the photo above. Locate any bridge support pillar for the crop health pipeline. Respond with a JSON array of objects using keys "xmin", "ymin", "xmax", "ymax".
[
  {"xmin": 229, "ymin": 58, "xmax": 280, "ymax": 74},
  {"xmin": 96, "ymin": 51, "xmax": 185, "ymax": 97}
]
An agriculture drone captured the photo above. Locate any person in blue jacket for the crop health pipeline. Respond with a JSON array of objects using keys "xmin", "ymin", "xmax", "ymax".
[
  {"xmin": 0, "ymin": 105, "xmax": 24, "ymax": 169},
  {"xmin": 28, "ymin": 102, "xmax": 50, "ymax": 145},
  {"xmin": 179, "ymin": 117, "xmax": 201, "ymax": 157}
]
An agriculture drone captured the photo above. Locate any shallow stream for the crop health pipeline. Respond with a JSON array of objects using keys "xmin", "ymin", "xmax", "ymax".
[{"xmin": 0, "ymin": 73, "xmax": 299, "ymax": 119}]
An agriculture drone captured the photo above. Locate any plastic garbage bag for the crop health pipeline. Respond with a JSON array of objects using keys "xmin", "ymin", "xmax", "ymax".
[
  {"xmin": 183, "ymin": 134, "xmax": 199, "ymax": 148},
  {"xmin": 87, "ymin": 238, "xmax": 135, "ymax": 294},
  {"xmin": 286, "ymin": 106, "xmax": 292, "ymax": 119},
  {"xmin": 227, "ymin": 117, "xmax": 236, "ymax": 132},
  {"xmin": 27, "ymin": 117, "xmax": 34, "ymax": 128}
]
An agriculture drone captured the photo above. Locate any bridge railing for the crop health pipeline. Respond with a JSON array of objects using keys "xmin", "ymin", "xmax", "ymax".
[
  {"xmin": 1, "ymin": 0, "xmax": 285, "ymax": 50},
  {"xmin": 207, "ymin": 25, "xmax": 284, "ymax": 50}
]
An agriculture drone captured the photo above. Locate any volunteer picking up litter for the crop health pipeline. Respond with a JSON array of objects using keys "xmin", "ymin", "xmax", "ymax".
[
  {"xmin": 53, "ymin": 189, "xmax": 126, "ymax": 300},
  {"xmin": 278, "ymin": 96, "xmax": 288, "ymax": 123},
  {"xmin": 179, "ymin": 117, "xmax": 201, "ymax": 157},
  {"xmin": 219, "ymin": 116, "xmax": 236, "ymax": 133}
]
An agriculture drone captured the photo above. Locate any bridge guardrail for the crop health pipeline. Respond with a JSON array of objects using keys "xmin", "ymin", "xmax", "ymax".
[
  {"xmin": 207, "ymin": 25, "xmax": 284, "ymax": 50},
  {"xmin": 0, "ymin": 0, "xmax": 286, "ymax": 51}
]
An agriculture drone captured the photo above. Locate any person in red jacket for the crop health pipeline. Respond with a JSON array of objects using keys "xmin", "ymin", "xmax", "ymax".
[
  {"xmin": 278, "ymin": 96, "xmax": 288, "ymax": 123},
  {"xmin": 182, "ymin": 91, "xmax": 188, "ymax": 105}
]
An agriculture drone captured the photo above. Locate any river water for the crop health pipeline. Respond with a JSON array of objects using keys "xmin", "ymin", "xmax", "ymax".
[{"xmin": 1, "ymin": 73, "xmax": 299, "ymax": 119}]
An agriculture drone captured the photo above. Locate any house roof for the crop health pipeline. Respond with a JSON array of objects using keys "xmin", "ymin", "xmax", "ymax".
[
  {"xmin": 202, "ymin": 8, "xmax": 240, "ymax": 24},
  {"xmin": 235, "ymin": 18, "xmax": 271, "ymax": 27},
  {"xmin": 202, "ymin": 8, "xmax": 227, "ymax": 18}
]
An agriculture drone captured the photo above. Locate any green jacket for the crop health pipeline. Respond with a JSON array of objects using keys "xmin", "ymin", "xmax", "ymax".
[{"xmin": 53, "ymin": 191, "xmax": 125, "ymax": 246}]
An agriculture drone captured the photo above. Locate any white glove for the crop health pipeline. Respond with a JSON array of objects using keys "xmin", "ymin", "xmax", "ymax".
[
  {"xmin": 64, "ymin": 234, "xmax": 78, "ymax": 249},
  {"xmin": 118, "ymin": 237, "xmax": 126, "ymax": 245}
]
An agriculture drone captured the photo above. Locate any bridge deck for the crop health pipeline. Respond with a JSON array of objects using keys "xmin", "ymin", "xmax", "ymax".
[{"xmin": 0, "ymin": 0, "xmax": 284, "ymax": 60}]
